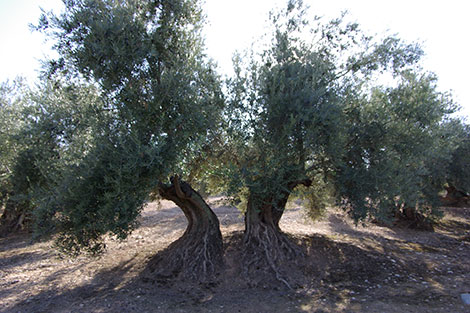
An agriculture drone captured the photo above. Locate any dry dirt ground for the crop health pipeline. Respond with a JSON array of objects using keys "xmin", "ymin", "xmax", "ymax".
[{"xmin": 1, "ymin": 198, "xmax": 469, "ymax": 313}]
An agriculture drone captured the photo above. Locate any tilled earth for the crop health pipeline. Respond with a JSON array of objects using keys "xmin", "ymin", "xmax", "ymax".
[{"xmin": 1, "ymin": 198, "xmax": 469, "ymax": 312}]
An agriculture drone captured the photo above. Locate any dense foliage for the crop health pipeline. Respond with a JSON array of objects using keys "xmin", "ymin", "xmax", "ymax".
[
  {"xmin": 0, "ymin": 79, "xmax": 32, "ymax": 233},
  {"xmin": 223, "ymin": 2, "xmax": 453, "ymax": 229},
  {"xmin": 447, "ymin": 123, "xmax": 470, "ymax": 194},
  {"xmin": 0, "ymin": 0, "xmax": 224, "ymax": 256},
  {"xmin": 338, "ymin": 72, "xmax": 457, "ymax": 223},
  {"xmin": 0, "ymin": 79, "xmax": 109, "ymax": 237},
  {"xmin": 0, "ymin": 79, "xmax": 28, "ymax": 210}
]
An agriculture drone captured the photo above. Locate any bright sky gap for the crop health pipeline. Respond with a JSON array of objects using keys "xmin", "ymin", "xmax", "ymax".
[{"xmin": 1, "ymin": 0, "xmax": 468, "ymax": 118}]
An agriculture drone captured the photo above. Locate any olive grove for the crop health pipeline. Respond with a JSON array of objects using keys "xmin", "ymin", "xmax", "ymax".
[{"xmin": 0, "ymin": 0, "xmax": 468, "ymax": 284}]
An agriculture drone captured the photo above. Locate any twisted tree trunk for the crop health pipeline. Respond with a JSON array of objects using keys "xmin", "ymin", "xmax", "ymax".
[
  {"xmin": 145, "ymin": 176, "xmax": 223, "ymax": 282},
  {"xmin": 243, "ymin": 179, "xmax": 311, "ymax": 288}
]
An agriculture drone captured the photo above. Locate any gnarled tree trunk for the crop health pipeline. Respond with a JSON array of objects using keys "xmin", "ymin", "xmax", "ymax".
[
  {"xmin": 145, "ymin": 176, "xmax": 223, "ymax": 283},
  {"xmin": 243, "ymin": 179, "xmax": 311, "ymax": 288}
]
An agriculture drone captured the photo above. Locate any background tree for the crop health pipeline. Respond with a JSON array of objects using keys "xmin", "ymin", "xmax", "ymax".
[
  {"xmin": 447, "ymin": 123, "xmax": 470, "ymax": 203},
  {"xmin": 0, "ymin": 78, "xmax": 111, "ymax": 236},
  {"xmin": 338, "ymin": 71, "xmax": 456, "ymax": 230},
  {"xmin": 28, "ymin": 0, "xmax": 224, "ymax": 281},
  {"xmin": 432, "ymin": 120, "xmax": 470, "ymax": 206},
  {"xmin": 0, "ymin": 78, "xmax": 32, "ymax": 235}
]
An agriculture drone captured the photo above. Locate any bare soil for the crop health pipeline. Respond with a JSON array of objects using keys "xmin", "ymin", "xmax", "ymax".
[{"xmin": 1, "ymin": 198, "xmax": 469, "ymax": 312}]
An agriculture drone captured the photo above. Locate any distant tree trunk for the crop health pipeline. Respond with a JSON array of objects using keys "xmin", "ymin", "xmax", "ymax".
[
  {"xmin": 0, "ymin": 196, "xmax": 30, "ymax": 237},
  {"xmin": 144, "ymin": 176, "xmax": 223, "ymax": 282},
  {"xmin": 441, "ymin": 185, "xmax": 470, "ymax": 207},
  {"xmin": 394, "ymin": 206, "xmax": 434, "ymax": 231},
  {"xmin": 243, "ymin": 179, "xmax": 311, "ymax": 288}
]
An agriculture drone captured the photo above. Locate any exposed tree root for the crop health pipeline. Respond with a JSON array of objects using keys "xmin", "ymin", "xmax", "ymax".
[
  {"xmin": 145, "ymin": 227, "xmax": 223, "ymax": 283},
  {"xmin": 243, "ymin": 222, "xmax": 303, "ymax": 289},
  {"xmin": 243, "ymin": 192, "xmax": 305, "ymax": 289}
]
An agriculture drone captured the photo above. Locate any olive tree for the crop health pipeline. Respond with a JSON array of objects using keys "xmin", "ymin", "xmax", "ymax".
[
  {"xmin": 447, "ymin": 123, "xmax": 470, "ymax": 200},
  {"xmin": 338, "ymin": 71, "xmax": 456, "ymax": 230},
  {"xmin": 432, "ymin": 120, "xmax": 470, "ymax": 206},
  {"xmin": 0, "ymin": 77, "xmax": 119, "ymax": 237},
  {"xmin": 31, "ymin": 0, "xmax": 224, "ymax": 281},
  {"xmin": 224, "ymin": 0, "xmax": 453, "ymax": 284},
  {"xmin": 0, "ymin": 78, "xmax": 32, "ymax": 235}
]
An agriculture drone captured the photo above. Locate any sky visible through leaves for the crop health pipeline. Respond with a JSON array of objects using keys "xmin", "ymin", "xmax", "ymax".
[{"xmin": 0, "ymin": 0, "xmax": 468, "ymax": 118}]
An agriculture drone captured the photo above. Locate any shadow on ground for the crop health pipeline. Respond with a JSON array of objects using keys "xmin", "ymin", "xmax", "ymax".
[
  {"xmin": 2, "ymin": 204, "xmax": 470, "ymax": 312},
  {"xmin": 5, "ymin": 227, "xmax": 469, "ymax": 313}
]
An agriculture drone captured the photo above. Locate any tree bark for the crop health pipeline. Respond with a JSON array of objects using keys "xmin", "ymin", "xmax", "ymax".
[
  {"xmin": 243, "ymin": 179, "xmax": 311, "ymax": 288},
  {"xmin": 144, "ymin": 176, "xmax": 223, "ymax": 282},
  {"xmin": 243, "ymin": 194, "xmax": 301, "ymax": 288}
]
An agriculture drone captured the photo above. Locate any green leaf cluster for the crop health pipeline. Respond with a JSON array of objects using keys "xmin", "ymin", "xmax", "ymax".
[
  {"xmin": 224, "ymin": 0, "xmax": 462, "ymax": 224},
  {"xmin": 24, "ymin": 0, "xmax": 223, "ymax": 254}
]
